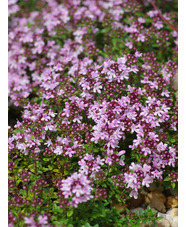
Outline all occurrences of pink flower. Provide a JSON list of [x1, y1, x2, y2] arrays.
[[125, 172, 138, 189], [61, 172, 93, 207], [38, 215, 48, 225], [142, 174, 153, 187], [142, 164, 151, 174], [129, 189, 138, 199], [24, 217, 36, 226], [157, 142, 167, 152], [54, 146, 63, 155], [125, 41, 133, 49], [147, 10, 158, 17], [34, 148, 40, 153], [93, 82, 102, 93], [138, 17, 145, 23], [154, 21, 163, 29], [137, 34, 145, 42], [142, 147, 151, 156]]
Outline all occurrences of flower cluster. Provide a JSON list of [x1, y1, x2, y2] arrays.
[[61, 172, 93, 208], [8, 0, 177, 226], [24, 215, 49, 227]]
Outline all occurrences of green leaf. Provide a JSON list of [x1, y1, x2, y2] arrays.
[[42, 167, 48, 172], [19, 189, 27, 197], [100, 27, 110, 34], [28, 164, 34, 169], [30, 135, 35, 139], [14, 158, 22, 165], [16, 179, 22, 186], [53, 169, 60, 173], [171, 182, 176, 189], [164, 176, 171, 181], [147, 220, 152, 225], [67, 210, 74, 217], [48, 165, 53, 170], [84, 223, 91, 227], [145, 18, 153, 23], [152, 43, 159, 48], [53, 204, 61, 213]]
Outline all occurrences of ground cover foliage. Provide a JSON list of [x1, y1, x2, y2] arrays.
[[8, 0, 178, 226]]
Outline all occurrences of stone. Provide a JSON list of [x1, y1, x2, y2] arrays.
[[169, 188, 178, 197], [157, 209, 178, 226], [145, 191, 166, 213], [127, 194, 145, 209], [110, 203, 127, 213], [148, 182, 164, 192], [130, 207, 144, 214], [166, 196, 178, 209], [148, 218, 171, 227], [166, 208, 178, 219], [156, 218, 171, 227], [157, 212, 172, 224], [171, 216, 178, 227]]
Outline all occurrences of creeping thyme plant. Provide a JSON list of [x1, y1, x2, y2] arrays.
[[8, 0, 178, 226]]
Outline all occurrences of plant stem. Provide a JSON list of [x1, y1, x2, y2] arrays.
[[149, 0, 178, 33]]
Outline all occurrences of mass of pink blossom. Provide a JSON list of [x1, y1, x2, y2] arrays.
[[8, 0, 177, 226]]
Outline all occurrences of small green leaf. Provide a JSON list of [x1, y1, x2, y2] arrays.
[[28, 164, 34, 169], [53, 169, 60, 173], [19, 189, 27, 197], [164, 176, 171, 181], [48, 165, 53, 170], [147, 220, 152, 225], [42, 167, 48, 172], [16, 179, 22, 186], [171, 182, 176, 189], [152, 43, 159, 48], [67, 210, 74, 217], [30, 135, 35, 139], [53, 204, 61, 213]]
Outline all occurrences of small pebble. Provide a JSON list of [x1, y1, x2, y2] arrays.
[[145, 191, 166, 213], [166, 196, 178, 209], [171, 216, 178, 227]]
